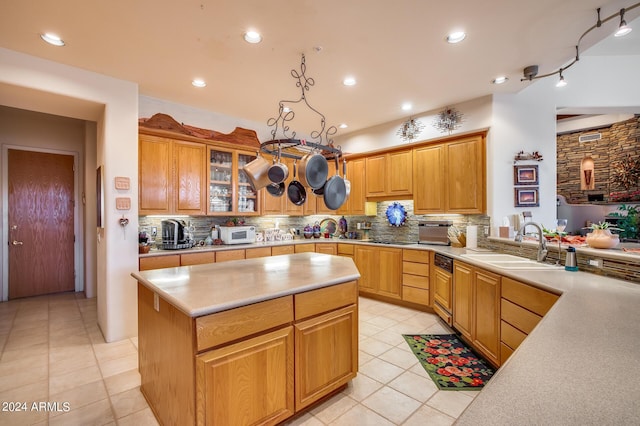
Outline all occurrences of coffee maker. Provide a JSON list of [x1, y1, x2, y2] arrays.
[[161, 219, 193, 249]]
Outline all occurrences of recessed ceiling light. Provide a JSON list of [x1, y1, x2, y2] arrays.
[[192, 79, 206, 88], [401, 103, 412, 111], [343, 77, 356, 86], [492, 76, 509, 85], [40, 33, 65, 46], [243, 30, 262, 44], [339, 123, 348, 129], [446, 31, 466, 44]]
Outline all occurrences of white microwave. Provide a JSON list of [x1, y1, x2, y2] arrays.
[[218, 225, 256, 245]]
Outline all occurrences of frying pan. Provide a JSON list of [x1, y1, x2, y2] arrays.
[[343, 159, 351, 200], [266, 182, 285, 197], [287, 161, 307, 206], [298, 150, 329, 189], [323, 155, 346, 210]]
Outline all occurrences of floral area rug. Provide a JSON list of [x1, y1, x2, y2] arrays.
[[403, 334, 495, 390]]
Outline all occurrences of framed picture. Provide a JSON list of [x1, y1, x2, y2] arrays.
[[514, 165, 539, 185], [514, 186, 539, 207]]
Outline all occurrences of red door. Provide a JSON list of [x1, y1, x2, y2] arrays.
[[8, 149, 75, 299]]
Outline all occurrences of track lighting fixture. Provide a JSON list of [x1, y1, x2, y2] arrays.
[[556, 70, 567, 88], [615, 8, 633, 37], [521, 3, 638, 83]]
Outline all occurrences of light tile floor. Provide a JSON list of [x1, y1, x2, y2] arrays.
[[0, 293, 477, 425]]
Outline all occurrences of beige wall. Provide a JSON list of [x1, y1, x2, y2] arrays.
[[0, 105, 95, 298]]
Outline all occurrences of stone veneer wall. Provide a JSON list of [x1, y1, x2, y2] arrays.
[[557, 116, 640, 203], [139, 200, 490, 246]]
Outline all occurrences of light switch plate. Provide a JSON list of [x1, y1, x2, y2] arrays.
[[115, 197, 131, 210]]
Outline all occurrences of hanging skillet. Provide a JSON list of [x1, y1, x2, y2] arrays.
[[266, 182, 285, 197], [323, 154, 346, 210], [287, 160, 307, 206]]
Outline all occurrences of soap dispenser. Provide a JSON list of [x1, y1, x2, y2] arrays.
[[565, 246, 578, 271]]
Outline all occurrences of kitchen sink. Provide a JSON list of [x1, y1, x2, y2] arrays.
[[460, 253, 563, 270]]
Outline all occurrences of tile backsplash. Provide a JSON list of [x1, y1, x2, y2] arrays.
[[139, 200, 490, 246]]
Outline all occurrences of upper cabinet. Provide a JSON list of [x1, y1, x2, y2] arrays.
[[413, 133, 486, 215], [139, 134, 206, 215], [365, 149, 413, 199], [208, 147, 260, 216]]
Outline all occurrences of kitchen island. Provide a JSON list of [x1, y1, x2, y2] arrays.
[[131, 252, 361, 425]]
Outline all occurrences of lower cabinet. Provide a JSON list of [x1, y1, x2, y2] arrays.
[[401, 249, 430, 306], [354, 246, 402, 299], [453, 261, 501, 366], [315, 243, 338, 255], [432, 267, 453, 325], [139, 254, 180, 271], [196, 327, 294, 426], [294, 305, 358, 410], [138, 281, 358, 426]]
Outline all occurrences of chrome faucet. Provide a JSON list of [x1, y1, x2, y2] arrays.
[[515, 222, 548, 262]]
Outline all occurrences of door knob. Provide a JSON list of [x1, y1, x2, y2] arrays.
[[12, 240, 23, 246]]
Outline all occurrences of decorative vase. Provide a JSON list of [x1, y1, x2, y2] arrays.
[[586, 229, 619, 249]]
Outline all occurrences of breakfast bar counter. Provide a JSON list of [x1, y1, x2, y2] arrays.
[[131, 253, 361, 425]]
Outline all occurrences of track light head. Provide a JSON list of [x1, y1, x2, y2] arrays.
[[615, 8, 632, 37]]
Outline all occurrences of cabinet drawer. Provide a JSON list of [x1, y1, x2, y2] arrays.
[[337, 244, 354, 255], [196, 296, 294, 352], [500, 320, 527, 351], [272, 245, 295, 256], [402, 249, 429, 263], [402, 273, 429, 289], [295, 243, 316, 253], [180, 251, 215, 266], [139, 255, 180, 271], [501, 298, 542, 334], [500, 342, 514, 365], [245, 247, 272, 259], [294, 281, 358, 321], [402, 286, 429, 305], [502, 277, 559, 316], [402, 261, 429, 276], [215, 249, 245, 262]]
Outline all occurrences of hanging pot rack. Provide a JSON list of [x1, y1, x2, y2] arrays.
[[261, 54, 342, 161]]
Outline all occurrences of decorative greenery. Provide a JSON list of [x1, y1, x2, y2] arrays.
[[607, 204, 639, 240]]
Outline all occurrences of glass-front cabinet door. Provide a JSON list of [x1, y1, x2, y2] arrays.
[[208, 147, 260, 216], [237, 152, 259, 215]]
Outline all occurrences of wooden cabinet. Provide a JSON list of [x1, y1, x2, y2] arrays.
[[365, 150, 413, 199], [413, 133, 486, 214], [245, 247, 272, 259], [139, 134, 206, 215], [294, 305, 357, 410], [139, 254, 180, 271], [272, 245, 295, 256], [260, 157, 305, 215], [337, 243, 354, 258], [354, 245, 401, 299], [500, 277, 559, 364], [453, 261, 501, 366], [215, 249, 245, 262], [196, 327, 294, 425], [337, 158, 367, 215], [402, 249, 430, 306], [315, 243, 337, 255], [295, 243, 316, 253], [413, 144, 445, 213], [181, 252, 215, 266], [208, 147, 260, 216]]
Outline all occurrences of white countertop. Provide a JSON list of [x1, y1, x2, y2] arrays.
[[131, 252, 360, 317], [136, 239, 640, 423]]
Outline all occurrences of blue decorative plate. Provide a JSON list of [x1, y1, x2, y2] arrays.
[[385, 202, 407, 227]]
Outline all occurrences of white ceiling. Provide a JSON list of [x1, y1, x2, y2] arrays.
[[1, 0, 639, 138]]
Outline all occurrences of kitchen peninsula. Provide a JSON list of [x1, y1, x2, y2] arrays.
[[131, 252, 360, 425]]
